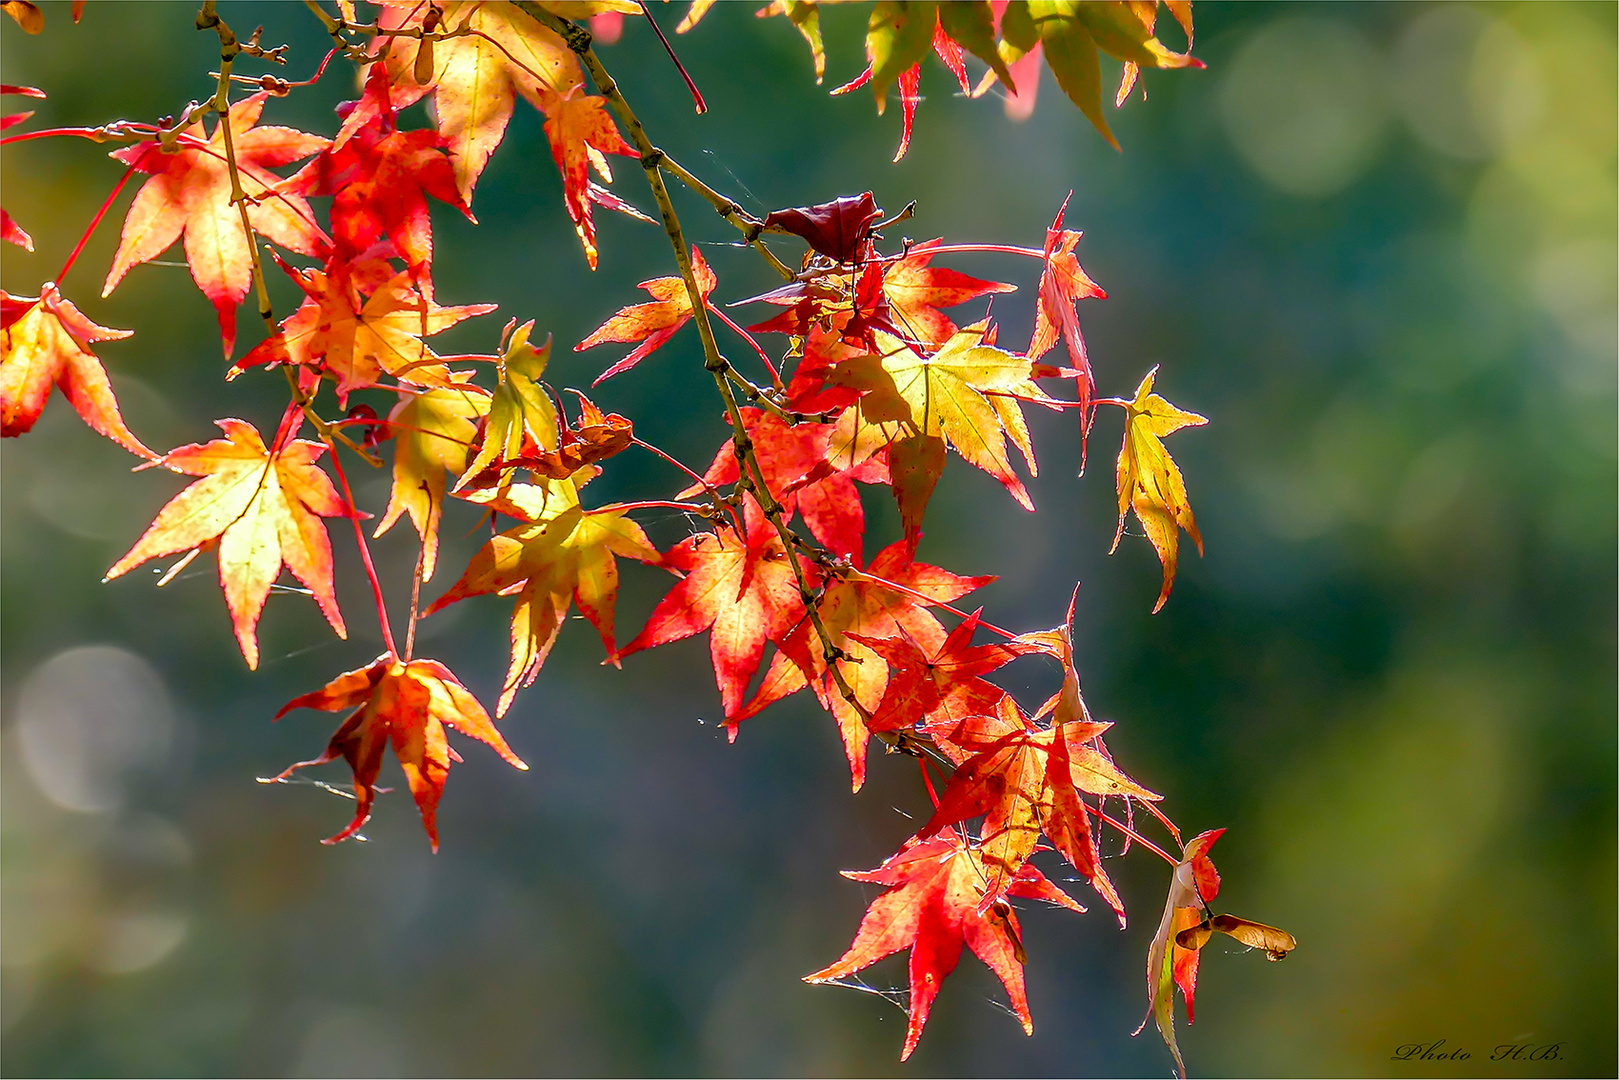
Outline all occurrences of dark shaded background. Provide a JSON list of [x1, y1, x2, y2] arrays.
[[3, 2, 1614, 1076]]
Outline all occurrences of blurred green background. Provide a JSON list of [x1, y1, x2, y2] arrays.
[[2, 2, 1614, 1076]]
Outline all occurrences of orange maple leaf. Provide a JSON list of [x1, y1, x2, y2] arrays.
[[1, 284, 154, 458], [919, 703, 1144, 921], [271, 653, 528, 850], [541, 86, 638, 269], [377, 1, 585, 201], [576, 246, 716, 382], [103, 93, 329, 357], [234, 262, 496, 403], [105, 418, 347, 669]]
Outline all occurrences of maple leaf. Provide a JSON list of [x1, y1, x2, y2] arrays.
[[752, 1, 827, 83], [374, 375, 490, 581], [271, 653, 527, 850], [425, 477, 662, 716], [805, 828, 1083, 1060], [1116, 1, 1194, 105], [857, 610, 1037, 735], [234, 262, 495, 403], [831, 5, 985, 161], [576, 246, 716, 383], [287, 62, 473, 274], [883, 239, 1016, 346], [0, 208, 29, 251], [617, 514, 809, 718], [376, 0, 585, 202], [1, 284, 155, 458], [908, 589, 1157, 913], [1112, 367, 1206, 613], [735, 541, 990, 790], [102, 93, 329, 357], [460, 387, 634, 493], [1137, 826, 1295, 1078], [1, 1, 41, 34], [1027, 195, 1106, 420], [1138, 827, 1220, 1078], [104, 418, 347, 669], [830, 322, 1051, 546], [919, 701, 1148, 919], [743, 261, 901, 350], [937, 1, 1014, 90], [743, 240, 1013, 351], [541, 85, 639, 269], [456, 319, 560, 492], [683, 406, 888, 561], [1, 84, 44, 250], [993, 0, 1201, 150]]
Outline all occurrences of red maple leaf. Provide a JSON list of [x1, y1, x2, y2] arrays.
[[1, 284, 154, 458], [735, 541, 990, 789], [2, 84, 44, 250], [855, 609, 1038, 735], [617, 514, 812, 717], [683, 406, 888, 561], [918, 705, 1150, 920], [287, 62, 473, 274], [102, 93, 329, 356], [883, 239, 1016, 345], [1028, 195, 1107, 421], [271, 653, 527, 850], [805, 828, 1083, 1059]]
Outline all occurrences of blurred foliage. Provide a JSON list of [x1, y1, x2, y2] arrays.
[[2, 1, 1614, 1076]]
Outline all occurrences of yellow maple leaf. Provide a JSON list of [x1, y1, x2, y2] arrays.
[[425, 477, 662, 715], [1112, 367, 1206, 613], [375, 375, 491, 581]]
